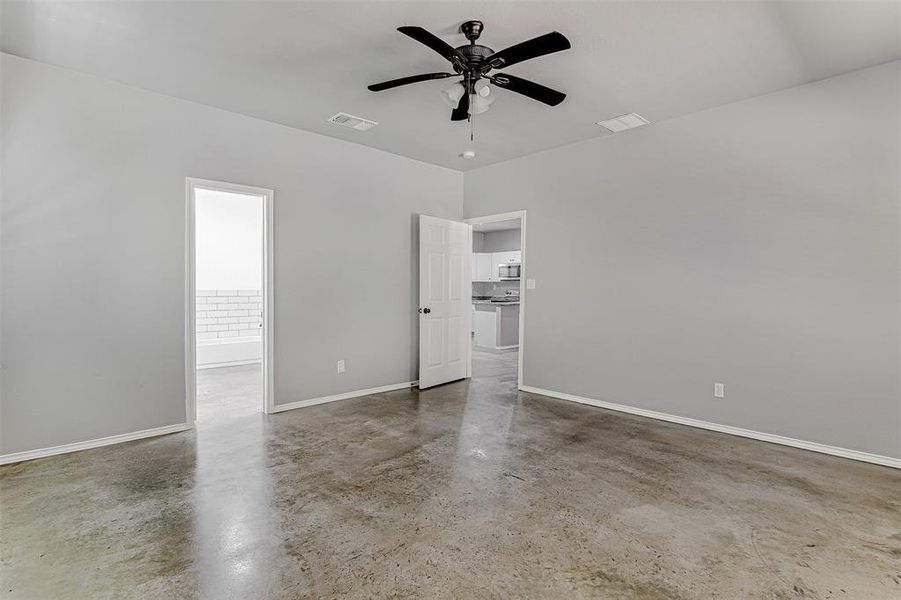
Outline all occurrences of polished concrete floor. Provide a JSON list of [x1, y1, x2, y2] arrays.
[[2, 352, 900, 599]]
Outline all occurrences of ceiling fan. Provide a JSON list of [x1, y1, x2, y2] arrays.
[[368, 20, 571, 121]]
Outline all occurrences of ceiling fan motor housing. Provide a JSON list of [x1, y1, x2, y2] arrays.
[[453, 44, 495, 75]]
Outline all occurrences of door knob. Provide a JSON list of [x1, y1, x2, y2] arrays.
[[420, 307, 431, 314]]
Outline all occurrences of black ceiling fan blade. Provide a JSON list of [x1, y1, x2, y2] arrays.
[[368, 72, 454, 92], [450, 89, 470, 121], [483, 31, 571, 70], [490, 74, 566, 106], [398, 26, 466, 66]]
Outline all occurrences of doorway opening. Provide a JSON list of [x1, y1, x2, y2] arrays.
[[186, 178, 274, 424], [465, 211, 526, 390]]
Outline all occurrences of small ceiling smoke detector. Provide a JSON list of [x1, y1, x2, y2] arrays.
[[596, 113, 649, 133], [460, 150, 477, 159], [328, 112, 378, 131]]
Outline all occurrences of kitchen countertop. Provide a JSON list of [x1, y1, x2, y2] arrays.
[[473, 300, 520, 306]]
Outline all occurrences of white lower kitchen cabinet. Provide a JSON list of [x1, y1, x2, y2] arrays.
[[473, 303, 519, 350], [473, 306, 497, 348]]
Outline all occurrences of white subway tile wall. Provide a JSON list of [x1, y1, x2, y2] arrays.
[[196, 290, 262, 340]]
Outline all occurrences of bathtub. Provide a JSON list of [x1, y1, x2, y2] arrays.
[[196, 336, 261, 369]]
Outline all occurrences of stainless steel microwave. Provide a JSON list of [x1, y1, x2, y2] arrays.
[[499, 263, 521, 280]]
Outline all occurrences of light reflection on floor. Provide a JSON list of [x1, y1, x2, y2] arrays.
[[193, 364, 278, 598]]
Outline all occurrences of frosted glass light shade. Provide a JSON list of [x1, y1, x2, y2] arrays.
[[441, 82, 466, 107], [471, 82, 495, 115]]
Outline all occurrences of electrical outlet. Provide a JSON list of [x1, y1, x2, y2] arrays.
[[713, 382, 725, 399], [337, 360, 346, 374], [526, 278, 536, 290]]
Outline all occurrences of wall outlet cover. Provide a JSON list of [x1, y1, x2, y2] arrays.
[[714, 382, 725, 398], [526, 278, 536, 289], [337, 360, 346, 374]]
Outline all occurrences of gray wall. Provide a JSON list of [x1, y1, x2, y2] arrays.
[[479, 229, 521, 252], [464, 61, 901, 459], [3, 52, 898, 461], [0, 55, 462, 454], [472, 231, 484, 252]]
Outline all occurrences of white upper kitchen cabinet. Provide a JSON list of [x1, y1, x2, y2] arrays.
[[493, 251, 521, 265], [474, 253, 494, 282], [473, 251, 521, 282]]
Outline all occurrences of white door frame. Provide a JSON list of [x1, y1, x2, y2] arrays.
[[464, 210, 527, 390], [185, 177, 275, 422]]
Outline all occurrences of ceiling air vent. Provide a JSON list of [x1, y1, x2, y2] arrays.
[[596, 113, 649, 133], [328, 112, 378, 131]]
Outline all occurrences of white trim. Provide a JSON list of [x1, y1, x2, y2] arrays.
[[263, 185, 275, 414], [185, 178, 275, 423], [0, 423, 190, 465], [271, 381, 418, 414], [464, 210, 527, 389], [196, 359, 262, 370], [467, 225, 473, 380], [518, 210, 526, 390], [520, 386, 901, 470], [465, 211, 527, 225], [185, 179, 196, 424]]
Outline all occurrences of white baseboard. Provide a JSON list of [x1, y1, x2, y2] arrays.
[[271, 381, 418, 414], [519, 385, 901, 470], [0, 423, 191, 466], [197, 359, 262, 370]]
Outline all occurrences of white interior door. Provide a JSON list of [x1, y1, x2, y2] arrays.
[[419, 215, 471, 389]]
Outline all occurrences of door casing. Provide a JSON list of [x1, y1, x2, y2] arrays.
[[185, 177, 275, 421], [464, 210, 527, 390]]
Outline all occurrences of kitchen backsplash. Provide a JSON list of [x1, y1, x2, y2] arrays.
[[473, 281, 520, 297], [196, 290, 262, 341]]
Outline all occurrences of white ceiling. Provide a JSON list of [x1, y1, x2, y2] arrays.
[[3, 1, 899, 171]]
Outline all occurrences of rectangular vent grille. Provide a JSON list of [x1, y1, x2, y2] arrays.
[[328, 112, 378, 131], [597, 113, 649, 133]]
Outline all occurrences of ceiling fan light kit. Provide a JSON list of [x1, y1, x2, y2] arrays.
[[441, 82, 466, 107], [368, 20, 570, 125], [470, 80, 495, 115]]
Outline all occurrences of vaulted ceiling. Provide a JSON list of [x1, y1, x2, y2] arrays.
[[3, 1, 899, 170]]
